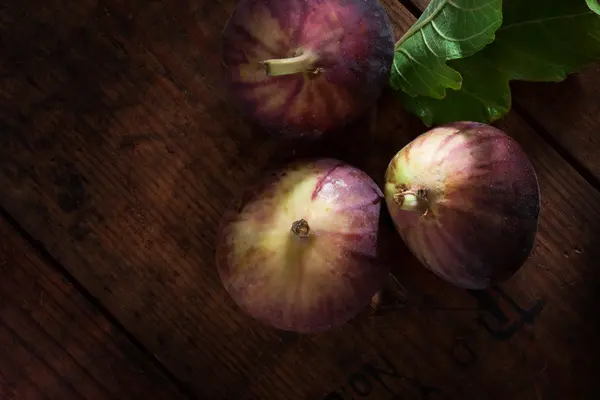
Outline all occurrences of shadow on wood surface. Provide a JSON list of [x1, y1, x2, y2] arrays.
[[1, 0, 600, 399]]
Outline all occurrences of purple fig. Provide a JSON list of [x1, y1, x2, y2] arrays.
[[221, 0, 394, 138]]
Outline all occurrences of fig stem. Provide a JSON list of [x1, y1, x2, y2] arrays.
[[393, 189, 429, 215], [291, 219, 310, 238], [261, 51, 319, 77]]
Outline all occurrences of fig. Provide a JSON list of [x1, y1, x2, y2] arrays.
[[221, 0, 395, 138], [384, 122, 541, 290], [216, 159, 389, 332]]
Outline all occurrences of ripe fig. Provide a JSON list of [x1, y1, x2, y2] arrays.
[[216, 159, 389, 332], [384, 122, 541, 290], [221, 0, 395, 138]]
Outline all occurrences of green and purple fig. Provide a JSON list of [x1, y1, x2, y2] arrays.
[[384, 122, 541, 290], [216, 158, 389, 332]]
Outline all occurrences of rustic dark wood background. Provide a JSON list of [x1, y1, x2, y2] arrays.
[[1, 0, 600, 399]]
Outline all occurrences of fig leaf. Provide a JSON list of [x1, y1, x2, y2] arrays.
[[588, 0, 600, 15], [399, 0, 600, 126], [389, 0, 503, 99]]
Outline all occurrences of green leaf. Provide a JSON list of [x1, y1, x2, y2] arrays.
[[401, 0, 600, 126], [390, 0, 503, 99], [588, 0, 600, 16]]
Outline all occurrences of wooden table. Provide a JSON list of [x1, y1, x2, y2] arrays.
[[1, 1, 599, 399]]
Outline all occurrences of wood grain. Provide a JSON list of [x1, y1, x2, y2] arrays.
[[512, 64, 600, 182], [408, 0, 600, 182], [0, 1, 292, 398], [0, 215, 185, 399], [0, 0, 599, 399]]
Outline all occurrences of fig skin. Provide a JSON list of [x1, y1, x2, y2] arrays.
[[384, 122, 541, 290], [216, 159, 389, 333], [221, 0, 395, 139]]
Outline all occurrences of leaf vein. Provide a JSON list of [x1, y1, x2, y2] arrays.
[[396, 0, 450, 47], [588, 31, 600, 42], [400, 48, 462, 86], [499, 11, 595, 31], [421, 28, 440, 57], [398, 49, 439, 95], [431, 19, 499, 42], [392, 60, 413, 87]]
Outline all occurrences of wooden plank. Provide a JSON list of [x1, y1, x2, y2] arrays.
[[0, 1, 599, 400], [512, 65, 600, 182], [0, 215, 186, 399], [0, 1, 296, 399], [409, 0, 600, 182]]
